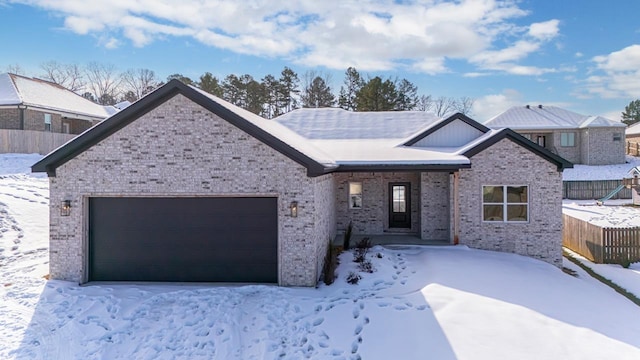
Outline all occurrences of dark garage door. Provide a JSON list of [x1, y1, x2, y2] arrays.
[[89, 197, 278, 283]]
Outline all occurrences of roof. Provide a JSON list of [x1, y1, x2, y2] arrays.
[[32, 80, 572, 177], [0, 73, 111, 120], [274, 108, 441, 140], [626, 121, 640, 136], [485, 105, 625, 130]]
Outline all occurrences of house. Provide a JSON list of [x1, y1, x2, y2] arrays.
[[626, 121, 640, 143], [0, 73, 112, 154], [484, 105, 626, 165], [32, 80, 572, 287]]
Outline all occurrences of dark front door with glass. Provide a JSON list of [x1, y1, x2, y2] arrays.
[[389, 183, 411, 228]]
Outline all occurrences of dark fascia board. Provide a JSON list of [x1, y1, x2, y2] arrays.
[[404, 112, 491, 146], [333, 163, 471, 173], [32, 80, 329, 177], [462, 128, 573, 171]]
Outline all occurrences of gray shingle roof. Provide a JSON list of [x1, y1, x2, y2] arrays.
[[484, 105, 625, 130]]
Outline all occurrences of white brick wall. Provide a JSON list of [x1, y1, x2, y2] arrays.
[[457, 138, 564, 267], [49, 94, 334, 286]]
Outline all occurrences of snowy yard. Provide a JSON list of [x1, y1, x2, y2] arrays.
[[2, 154, 640, 359], [562, 155, 640, 181], [563, 199, 640, 228]]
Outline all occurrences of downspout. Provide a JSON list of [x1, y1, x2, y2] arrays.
[[453, 172, 460, 245]]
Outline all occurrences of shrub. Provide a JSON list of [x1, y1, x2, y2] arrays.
[[346, 271, 361, 284], [353, 237, 371, 264], [343, 221, 353, 250], [355, 237, 372, 249], [358, 259, 374, 273]]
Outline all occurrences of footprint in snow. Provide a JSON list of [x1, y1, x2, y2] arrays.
[[352, 308, 360, 319], [416, 305, 429, 311], [313, 318, 324, 326]]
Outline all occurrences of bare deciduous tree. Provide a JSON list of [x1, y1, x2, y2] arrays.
[[431, 96, 457, 117], [6, 63, 26, 75], [85, 62, 122, 105], [454, 96, 475, 116], [417, 94, 433, 112], [40, 61, 85, 92], [121, 68, 159, 101]]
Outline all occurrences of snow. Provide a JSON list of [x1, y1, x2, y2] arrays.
[[0, 73, 111, 119], [2, 154, 640, 359], [563, 200, 640, 227], [274, 108, 441, 140], [485, 105, 625, 130], [562, 156, 640, 181], [565, 249, 640, 300]]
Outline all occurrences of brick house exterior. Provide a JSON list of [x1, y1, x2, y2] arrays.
[[33, 80, 572, 286], [485, 105, 626, 165], [0, 73, 110, 153]]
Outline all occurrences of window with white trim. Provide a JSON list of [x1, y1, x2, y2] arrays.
[[560, 132, 575, 147], [349, 182, 362, 209], [482, 185, 528, 222], [44, 113, 52, 132], [613, 132, 622, 141]]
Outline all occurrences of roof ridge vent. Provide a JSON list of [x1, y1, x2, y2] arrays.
[[538, 104, 543, 109], [525, 105, 530, 109]]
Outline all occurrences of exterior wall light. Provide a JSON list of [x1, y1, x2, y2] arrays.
[[61, 200, 71, 216], [290, 201, 298, 218]]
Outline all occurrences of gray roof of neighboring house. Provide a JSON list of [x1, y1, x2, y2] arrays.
[[626, 121, 640, 135], [484, 105, 625, 130], [0, 73, 111, 120]]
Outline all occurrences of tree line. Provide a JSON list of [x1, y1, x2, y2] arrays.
[[6, 62, 475, 118]]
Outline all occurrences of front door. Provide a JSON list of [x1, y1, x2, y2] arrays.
[[389, 183, 411, 228]]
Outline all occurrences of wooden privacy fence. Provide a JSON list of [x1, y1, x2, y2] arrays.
[[563, 214, 640, 264], [0, 129, 75, 155], [627, 141, 640, 156], [563, 180, 631, 200]]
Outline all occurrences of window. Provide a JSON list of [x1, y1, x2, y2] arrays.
[[613, 132, 622, 141], [44, 113, 52, 132], [482, 185, 528, 222], [521, 133, 532, 141], [349, 182, 362, 209], [62, 122, 70, 134], [560, 132, 575, 147]]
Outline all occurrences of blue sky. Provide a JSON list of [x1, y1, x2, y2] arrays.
[[1, 0, 639, 121]]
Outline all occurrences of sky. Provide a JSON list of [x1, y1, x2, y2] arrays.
[[1, 0, 639, 121]]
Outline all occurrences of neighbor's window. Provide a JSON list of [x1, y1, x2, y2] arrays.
[[349, 182, 362, 209], [613, 132, 622, 141], [521, 133, 532, 141], [560, 132, 575, 147], [44, 113, 52, 132], [482, 185, 528, 222]]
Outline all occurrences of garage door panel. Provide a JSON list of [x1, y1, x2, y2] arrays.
[[89, 197, 278, 282]]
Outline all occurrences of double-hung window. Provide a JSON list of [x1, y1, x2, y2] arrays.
[[44, 113, 52, 132], [482, 185, 528, 222]]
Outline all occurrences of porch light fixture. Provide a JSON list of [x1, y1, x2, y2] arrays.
[[60, 200, 71, 216], [290, 201, 298, 218]]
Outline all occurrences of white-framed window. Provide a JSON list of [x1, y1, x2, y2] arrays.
[[44, 113, 52, 132], [482, 185, 528, 222], [62, 122, 70, 134], [613, 132, 622, 141], [349, 182, 362, 209], [560, 132, 575, 147]]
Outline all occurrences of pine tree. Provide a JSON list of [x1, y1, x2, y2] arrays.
[[301, 76, 336, 108], [262, 74, 283, 119], [278, 67, 300, 114], [355, 76, 398, 111], [338, 67, 363, 111], [395, 79, 418, 110], [622, 99, 640, 126], [198, 72, 223, 97]]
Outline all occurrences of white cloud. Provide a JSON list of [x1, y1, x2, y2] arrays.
[[582, 44, 640, 98], [472, 89, 524, 121], [13, 0, 560, 75]]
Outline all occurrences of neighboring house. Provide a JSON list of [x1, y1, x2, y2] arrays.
[[484, 105, 626, 165], [32, 80, 572, 287], [626, 121, 640, 143], [0, 73, 110, 134]]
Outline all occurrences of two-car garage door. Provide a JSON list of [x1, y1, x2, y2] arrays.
[[88, 197, 278, 283]]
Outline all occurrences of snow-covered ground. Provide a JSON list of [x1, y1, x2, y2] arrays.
[[563, 199, 640, 227], [565, 249, 640, 299], [2, 154, 640, 359], [562, 155, 640, 181]]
